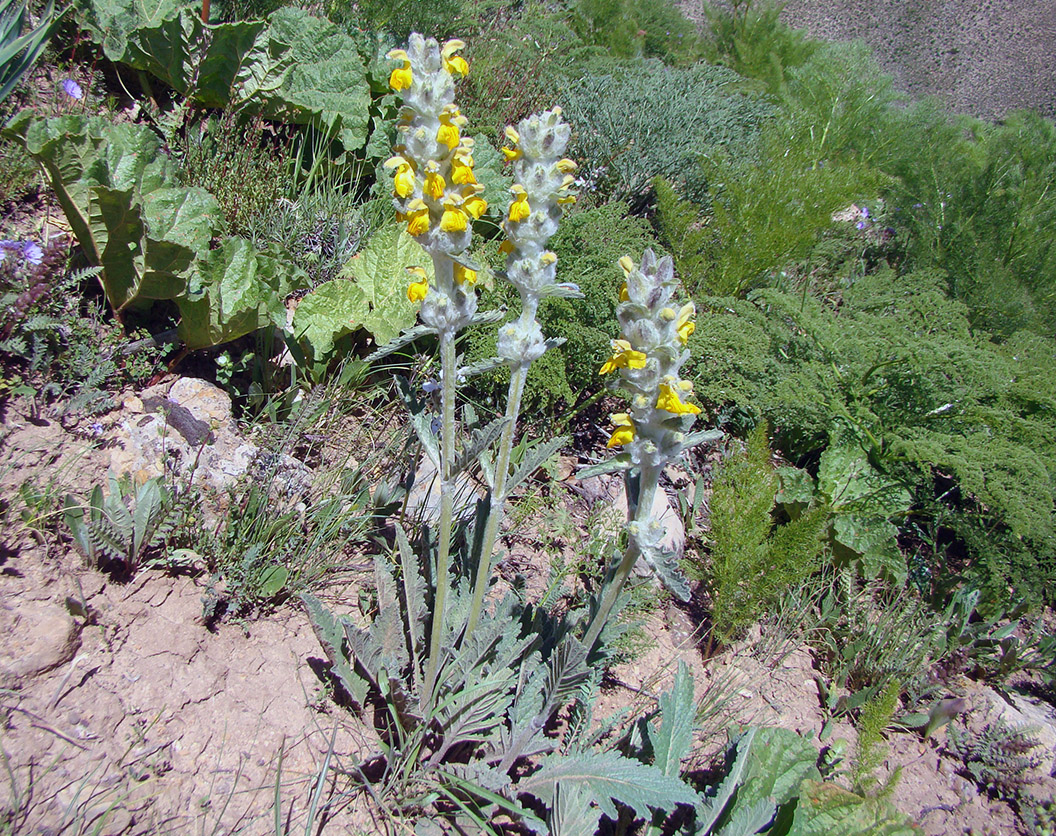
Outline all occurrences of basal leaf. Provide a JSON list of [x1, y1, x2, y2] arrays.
[[651, 661, 695, 778], [178, 239, 305, 350], [786, 781, 920, 836], [300, 593, 369, 708], [518, 751, 698, 823]]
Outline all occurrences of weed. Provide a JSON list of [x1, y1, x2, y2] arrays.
[[946, 714, 1044, 800]]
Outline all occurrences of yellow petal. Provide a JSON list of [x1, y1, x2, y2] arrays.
[[619, 282, 629, 302], [556, 158, 577, 173], [541, 251, 557, 265], [389, 61, 412, 91], [606, 414, 636, 448], [437, 124, 460, 150], [454, 264, 477, 285], [504, 126, 520, 144], [499, 239, 515, 255], [424, 169, 446, 200], [441, 205, 468, 232], [501, 146, 522, 162], [656, 383, 701, 415], [463, 192, 487, 220], [394, 164, 415, 198], [619, 256, 635, 275], [508, 193, 531, 223], [407, 278, 429, 303]]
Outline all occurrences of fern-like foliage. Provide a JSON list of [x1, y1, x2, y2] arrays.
[[703, 421, 827, 642], [947, 715, 1043, 800]]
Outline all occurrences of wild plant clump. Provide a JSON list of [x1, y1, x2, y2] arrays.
[[300, 32, 723, 832]]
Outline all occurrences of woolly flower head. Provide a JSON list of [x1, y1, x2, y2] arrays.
[[495, 108, 580, 366], [385, 34, 483, 334], [385, 34, 483, 262], [602, 250, 701, 466]]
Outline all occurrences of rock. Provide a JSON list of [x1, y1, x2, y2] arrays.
[[591, 477, 686, 578], [109, 377, 310, 514], [404, 455, 479, 523], [0, 600, 82, 688]]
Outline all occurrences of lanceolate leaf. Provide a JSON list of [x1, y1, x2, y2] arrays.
[[651, 661, 695, 778], [300, 593, 369, 708], [517, 751, 698, 823], [639, 544, 691, 602]]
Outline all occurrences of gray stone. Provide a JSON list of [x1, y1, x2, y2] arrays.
[[404, 456, 479, 523]]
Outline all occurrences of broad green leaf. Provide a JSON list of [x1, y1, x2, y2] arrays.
[[293, 223, 427, 364], [74, 0, 193, 64], [178, 239, 305, 350], [776, 466, 815, 518], [517, 751, 698, 823], [832, 514, 907, 584], [786, 781, 920, 836], [258, 565, 288, 598], [818, 441, 911, 519], [261, 8, 370, 151]]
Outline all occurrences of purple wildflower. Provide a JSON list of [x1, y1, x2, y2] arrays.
[[0, 240, 42, 265], [856, 221, 867, 230], [61, 79, 83, 100], [859, 207, 870, 218]]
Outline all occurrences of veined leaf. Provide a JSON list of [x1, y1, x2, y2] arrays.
[[293, 224, 426, 364], [786, 781, 920, 836], [517, 751, 698, 823], [178, 239, 305, 350]]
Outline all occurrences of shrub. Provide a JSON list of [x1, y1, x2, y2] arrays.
[[700, 0, 818, 97], [568, 0, 703, 65], [881, 108, 1056, 337], [562, 59, 771, 208], [686, 268, 1056, 605]]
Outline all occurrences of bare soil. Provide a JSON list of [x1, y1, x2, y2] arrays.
[[0, 392, 1050, 834]]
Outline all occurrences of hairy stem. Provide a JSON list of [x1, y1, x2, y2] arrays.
[[464, 361, 528, 641], [424, 284, 458, 708], [582, 464, 659, 652]]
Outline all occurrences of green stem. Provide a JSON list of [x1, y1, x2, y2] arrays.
[[464, 362, 528, 641], [582, 464, 659, 653], [423, 297, 458, 709]]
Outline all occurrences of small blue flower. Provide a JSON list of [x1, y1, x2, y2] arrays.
[[0, 239, 42, 265], [856, 221, 867, 230], [61, 79, 83, 100], [21, 241, 43, 265], [421, 379, 440, 394], [859, 207, 870, 218]]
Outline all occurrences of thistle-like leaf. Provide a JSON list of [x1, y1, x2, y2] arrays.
[[394, 374, 440, 470], [577, 454, 632, 480], [300, 593, 369, 708], [517, 751, 698, 823], [394, 523, 426, 684], [639, 544, 691, 602], [651, 661, 695, 778], [505, 437, 566, 498], [458, 356, 506, 381], [452, 416, 511, 479]]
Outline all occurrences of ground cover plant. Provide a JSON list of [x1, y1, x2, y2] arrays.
[[1, 0, 1055, 832]]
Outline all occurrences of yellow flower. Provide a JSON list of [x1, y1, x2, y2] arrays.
[[501, 125, 521, 162], [461, 185, 487, 220], [383, 155, 416, 198], [508, 185, 530, 223], [406, 199, 430, 236], [387, 49, 412, 91], [454, 264, 477, 285], [556, 158, 577, 174], [675, 302, 696, 346], [619, 255, 635, 275], [441, 39, 469, 77], [600, 339, 647, 375], [499, 239, 515, 255], [441, 198, 468, 232], [451, 151, 476, 185], [656, 383, 701, 415], [541, 251, 557, 265], [606, 413, 636, 448], [424, 162, 446, 200], [407, 267, 429, 303], [556, 194, 576, 206], [437, 106, 467, 150], [619, 282, 629, 302]]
